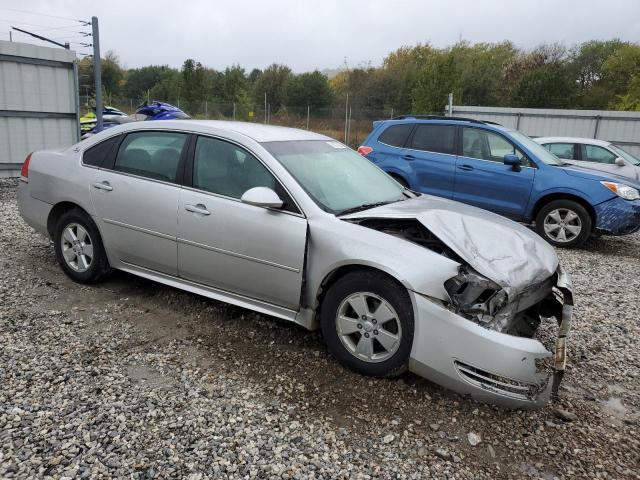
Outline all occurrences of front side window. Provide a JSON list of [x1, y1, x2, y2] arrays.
[[582, 145, 617, 164], [83, 135, 120, 167], [611, 144, 640, 166], [544, 143, 576, 160], [462, 128, 529, 166], [113, 131, 187, 182], [409, 124, 455, 154], [263, 140, 406, 214], [193, 136, 277, 199], [378, 124, 413, 148]]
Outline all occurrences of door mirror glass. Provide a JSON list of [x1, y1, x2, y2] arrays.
[[241, 187, 283, 209], [503, 153, 522, 171], [615, 157, 626, 167]]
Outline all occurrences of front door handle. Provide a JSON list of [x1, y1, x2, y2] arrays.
[[93, 181, 113, 191], [185, 203, 211, 216], [457, 164, 474, 171], [402, 154, 416, 161]]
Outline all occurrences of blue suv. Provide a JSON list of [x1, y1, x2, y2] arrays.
[[358, 116, 640, 248]]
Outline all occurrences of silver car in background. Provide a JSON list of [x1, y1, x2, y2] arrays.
[[536, 136, 640, 182], [18, 120, 573, 408]]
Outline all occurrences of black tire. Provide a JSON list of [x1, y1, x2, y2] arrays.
[[320, 271, 414, 377], [390, 174, 409, 189], [53, 208, 110, 283], [535, 199, 592, 248]]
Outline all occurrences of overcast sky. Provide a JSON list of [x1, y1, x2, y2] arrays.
[[1, 0, 639, 72]]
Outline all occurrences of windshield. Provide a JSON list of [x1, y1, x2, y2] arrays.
[[611, 144, 640, 166], [262, 140, 406, 214], [509, 131, 565, 165]]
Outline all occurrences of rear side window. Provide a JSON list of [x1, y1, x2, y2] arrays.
[[409, 124, 455, 154], [113, 131, 188, 182], [544, 143, 576, 160], [378, 124, 413, 147], [83, 135, 120, 167]]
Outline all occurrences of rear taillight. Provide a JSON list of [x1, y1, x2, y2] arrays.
[[357, 146, 373, 156], [21, 152, 33, 179]]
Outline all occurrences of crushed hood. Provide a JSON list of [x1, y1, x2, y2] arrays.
[[342, 195, 558, 293]]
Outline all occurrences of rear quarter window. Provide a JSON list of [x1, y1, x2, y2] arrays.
[[82, 135, 120, 167], [378, 124, 413, 147]]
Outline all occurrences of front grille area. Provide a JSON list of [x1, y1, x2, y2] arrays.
[[454, 360, 544, 401]]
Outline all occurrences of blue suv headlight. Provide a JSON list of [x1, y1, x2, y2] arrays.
[[601, 181, 640, 201]]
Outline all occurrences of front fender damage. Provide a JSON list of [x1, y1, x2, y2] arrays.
[[350, 216, 573, 408]]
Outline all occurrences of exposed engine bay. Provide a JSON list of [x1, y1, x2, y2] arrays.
[[353, 218, 566, 338]]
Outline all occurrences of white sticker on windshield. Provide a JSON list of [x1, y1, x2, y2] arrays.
[[327, 141, 346, 149]]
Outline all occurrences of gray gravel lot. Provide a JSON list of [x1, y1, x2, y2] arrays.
[[1, 178, 639, 479]]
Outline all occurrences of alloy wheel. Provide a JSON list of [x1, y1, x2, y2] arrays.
[[60, 223, 94, 272], [335, 292, 402, 363], [543, 208, 582, 243]]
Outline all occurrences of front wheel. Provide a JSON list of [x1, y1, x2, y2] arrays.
[[320, 271, 414, 377], [535, 200, 592, 248]]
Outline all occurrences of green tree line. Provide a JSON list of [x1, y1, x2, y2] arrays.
[[78, 39, 640, 114]]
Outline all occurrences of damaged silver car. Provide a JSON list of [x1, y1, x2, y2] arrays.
[[17, 120, 573, 408]]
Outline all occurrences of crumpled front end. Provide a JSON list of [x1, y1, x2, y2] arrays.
[[409, 265, 573, 408]]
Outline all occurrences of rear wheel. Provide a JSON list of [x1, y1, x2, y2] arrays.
[[321, 271, 414, 377], [535, 199, 592, 248], [54, 209, 110, 283]]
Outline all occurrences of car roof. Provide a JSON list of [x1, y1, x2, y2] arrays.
[[377, 117, 512, 132], [121, 119, 333, 143], [535, 136, 612, 147]]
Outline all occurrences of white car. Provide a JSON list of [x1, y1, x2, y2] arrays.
[[535, 136, 640, 182]]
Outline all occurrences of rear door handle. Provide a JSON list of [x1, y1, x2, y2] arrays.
[[457, 165, 474, 171], [185, 203, 211, 216], [402, 155, 415, 161], [92, 181, 113, 191]]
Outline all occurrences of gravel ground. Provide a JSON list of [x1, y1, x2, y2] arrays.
[[1, 178, 639, 479]]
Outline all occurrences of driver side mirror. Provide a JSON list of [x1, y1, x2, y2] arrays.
[[615, 157, 626, 167], [503, 153, 522, 172], [240, 187, 283, 209]]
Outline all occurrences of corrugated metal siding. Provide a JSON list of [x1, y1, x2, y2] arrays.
[[0, 40, 78, 175], [451, 106, 640, 157]]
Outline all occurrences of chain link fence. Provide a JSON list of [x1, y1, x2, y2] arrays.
[[83, 99, 402, 148]]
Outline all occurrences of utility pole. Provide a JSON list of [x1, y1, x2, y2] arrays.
[[344, 93, 349, 144], [447, 93, 453, 117], [264, 92, 267, 125], [92, 16, 103, 132]]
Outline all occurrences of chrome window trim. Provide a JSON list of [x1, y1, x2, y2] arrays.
[[402, 146, 458, 158], [378, 140, 405, 149], [96, 167, 183, 188], [456, 154, 537, 170]]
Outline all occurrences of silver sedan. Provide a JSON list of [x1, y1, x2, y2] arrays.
[[18, 120, 573, 408]]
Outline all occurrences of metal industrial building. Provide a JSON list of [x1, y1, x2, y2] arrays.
[[0, 40, 79, 177], [450, 105, 640, 157]]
